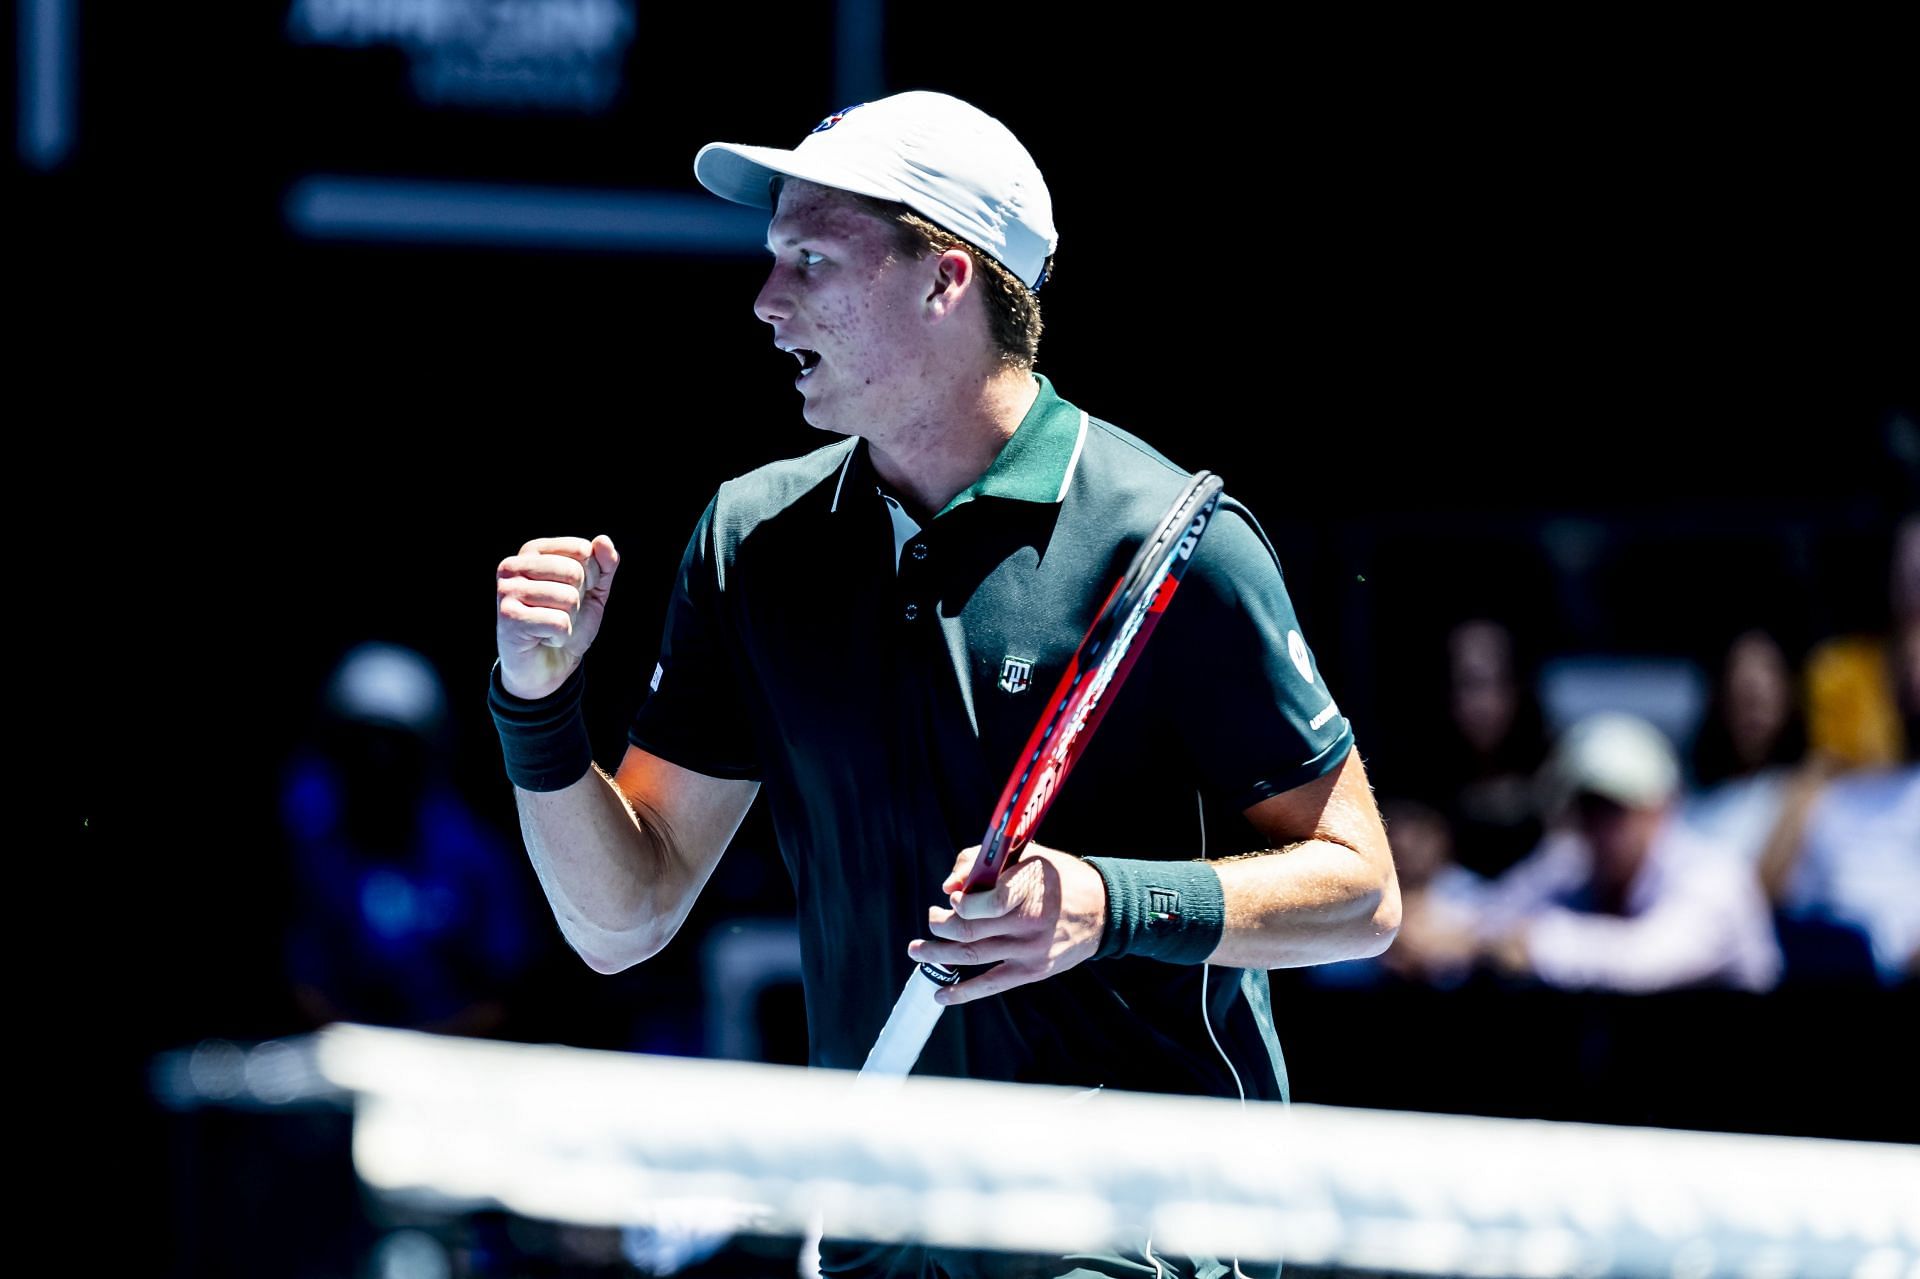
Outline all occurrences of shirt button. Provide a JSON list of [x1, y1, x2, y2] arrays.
[[910, 542, 929, 561], [903, 602, 920, 621]]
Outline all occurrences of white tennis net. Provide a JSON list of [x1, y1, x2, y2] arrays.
[[152, 1023, 1920, 1278]]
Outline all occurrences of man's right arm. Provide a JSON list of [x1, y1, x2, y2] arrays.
[[513, 746, 759, 974], [494, 532, 759, 974]]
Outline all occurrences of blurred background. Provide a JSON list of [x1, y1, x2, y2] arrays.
[[24, 2, 1915, 1275]]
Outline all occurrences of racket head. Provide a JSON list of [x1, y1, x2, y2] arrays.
[[958, 470, 1227, 896]]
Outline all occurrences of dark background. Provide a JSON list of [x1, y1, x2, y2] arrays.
[[18, 4, 1915, 1274]]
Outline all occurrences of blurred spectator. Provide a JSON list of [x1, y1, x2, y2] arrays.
[[1763, 763, 1920, 985], [281, 643, 537, 1034], [1680, 628, 1809, 863], [1757, 529, 1920, 986], [1801, 512, 1919, 769], [1372, 797, 1488, 988], [1428, 618, 1552, 879], [1464, 713, 1782, 993]]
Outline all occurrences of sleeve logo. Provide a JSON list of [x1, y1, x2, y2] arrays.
[[1287, 630, 1315, 685]]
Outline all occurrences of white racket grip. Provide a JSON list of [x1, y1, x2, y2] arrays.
[[858, 963, 955, 1078]]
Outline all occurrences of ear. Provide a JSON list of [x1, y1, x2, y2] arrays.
[[922, 247, 975, 320]]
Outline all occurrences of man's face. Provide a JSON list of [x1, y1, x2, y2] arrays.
[[1724, 631, 1792, 767], [754, 179, 932, 436], [1575, 791, 1665, 893]]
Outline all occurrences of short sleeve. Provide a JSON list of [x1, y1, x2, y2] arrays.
[[626, 494, 761, 780], [1159, 495, 1354, 810]]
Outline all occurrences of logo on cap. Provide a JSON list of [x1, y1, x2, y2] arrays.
[[811, 102, 866, 134]]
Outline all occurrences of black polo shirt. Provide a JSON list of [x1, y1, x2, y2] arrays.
[[629, 373, 1354, 1100]]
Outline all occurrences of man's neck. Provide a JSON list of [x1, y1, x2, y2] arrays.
[[865, 369, 1040, 521]]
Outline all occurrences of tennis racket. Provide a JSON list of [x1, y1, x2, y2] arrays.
[[859, 469, 1228, 1078]]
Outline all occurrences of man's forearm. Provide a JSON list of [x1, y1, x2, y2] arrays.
[[514, 765, 691, 973], [1205, 839, 1401, 969]]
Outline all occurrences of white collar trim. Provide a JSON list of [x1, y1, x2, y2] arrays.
[[829, 445, 857, 513], [1056, 411, 1089, 502]]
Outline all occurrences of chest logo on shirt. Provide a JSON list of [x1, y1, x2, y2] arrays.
[[1287, 630, 1315, 685], [999, 656, 1034, 694]]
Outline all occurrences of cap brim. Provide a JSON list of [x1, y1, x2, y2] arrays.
[[694, 141, 905, 211], [1538, 761, 1668, 816], [693, 142, 790, 208]]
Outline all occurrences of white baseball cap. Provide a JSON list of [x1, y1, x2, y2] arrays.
[[694, 90, 1058, 291], [326, 642, 447, 735], [1541, 712, 1681, 813]]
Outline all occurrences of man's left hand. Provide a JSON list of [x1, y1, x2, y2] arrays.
[[908, 843, 1107, 1005]]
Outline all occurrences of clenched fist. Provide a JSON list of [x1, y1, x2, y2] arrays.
[[495, 535, 620, 700]]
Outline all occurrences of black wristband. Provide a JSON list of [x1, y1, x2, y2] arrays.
[[488, 660, 593, 792], [1083, 857, 1226, 965]]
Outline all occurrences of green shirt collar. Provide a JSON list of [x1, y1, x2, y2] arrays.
[[831, 373, 1089, 521], [934, 372, 1087, 518]]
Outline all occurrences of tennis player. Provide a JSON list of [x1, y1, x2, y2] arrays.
[[491, 90, 1398, 1278]]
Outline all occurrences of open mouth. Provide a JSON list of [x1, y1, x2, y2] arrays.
[[795, 349, 822, 378]]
